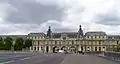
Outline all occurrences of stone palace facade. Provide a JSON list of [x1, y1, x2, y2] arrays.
[[1, 25, 120, 53], [27, 25, 120, 53]]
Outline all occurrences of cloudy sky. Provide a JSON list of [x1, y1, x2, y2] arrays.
[[0, 0, 120, 35]]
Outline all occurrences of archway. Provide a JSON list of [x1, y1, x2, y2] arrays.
[[53, 46, 59, 53], [69, 46, 76, 53], [61, 46, 67, 50], [46, 46, 49, 53], [61, 46, 67, 52]]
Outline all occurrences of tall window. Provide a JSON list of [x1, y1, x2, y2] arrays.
[[38, 47, 39, 51], [87, 47, 90, 51], [38, 41, 40, 45], [95, 36, 96, 39], [95, 47, 97, 51], [55, 41, 57, 44], [99, 47, 101, 51], [72, 41, 74, 44], [34, 36, 36, 39], [91, 36, 93, 39], [99, 41, 101, 45]]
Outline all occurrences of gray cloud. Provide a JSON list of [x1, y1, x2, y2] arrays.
[[1, 0, 120, 35], [95, 10, 120, 26], [39, 20, 76, 33], [0, 24, 41, 35], [5, 0, 64, 24]]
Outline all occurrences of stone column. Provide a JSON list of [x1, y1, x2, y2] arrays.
[[78, 45, 81, 51], [39, 46, 41, 52], [33, 46, 35, 51], [44, 46, 46, 53], [48, 46, 52, 53]]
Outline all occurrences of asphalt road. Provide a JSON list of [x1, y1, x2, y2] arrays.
[[0, 52, 119, 64]]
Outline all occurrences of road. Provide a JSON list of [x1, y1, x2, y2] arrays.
[[0, 52, 119, 64]]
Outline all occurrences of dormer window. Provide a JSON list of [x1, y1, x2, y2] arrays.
[[63, 37, 66, 40]]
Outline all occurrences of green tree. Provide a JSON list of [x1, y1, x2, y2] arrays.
[[4, 37, 13, 50], [14, 37, 24, 51], [0, 37, 4, 50], [24, 39, 32, 50]]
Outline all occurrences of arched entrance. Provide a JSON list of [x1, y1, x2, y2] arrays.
[[69, 46, 76, 53], [61, 46, 67, 52], [53, 46, 59, 53], [46, 46, 49, 53]]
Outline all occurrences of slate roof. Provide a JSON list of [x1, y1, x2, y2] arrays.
[[85, 31, 106, 36], [52, 32, 78, 38], [107, 35, 120, 40], [52, 33, 61, 38], [66, 32, 78, 38]]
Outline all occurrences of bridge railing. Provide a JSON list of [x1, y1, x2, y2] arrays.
[[104, 51, 120, 62]]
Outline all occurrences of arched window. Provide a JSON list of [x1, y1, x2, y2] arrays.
[[95, 47, 97, 51]]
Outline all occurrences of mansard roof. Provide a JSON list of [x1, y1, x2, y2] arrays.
[[66, 32, 78, 38], [28, 33, 45, 36], [107, 35, 120, 40], [52, 32, 78, 38], [52, 33, 61, 38], [85, 31, 106, 36]]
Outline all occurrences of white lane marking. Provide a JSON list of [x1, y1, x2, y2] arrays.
[[0, 55, 22, 59], [60, 56, 66, 64], [60, 58, 65, 64], [20, 57, 30, 60], [0, 60, 15, 64]]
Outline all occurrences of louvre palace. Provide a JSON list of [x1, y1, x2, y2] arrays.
[[27, 25, 120, 53], [1, 25, 120, 53]]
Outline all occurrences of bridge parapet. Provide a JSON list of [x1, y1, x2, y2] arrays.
[[104, 51, 120, 62]]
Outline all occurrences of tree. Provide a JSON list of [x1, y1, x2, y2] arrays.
[[0, 37, 4, 50], [14, 37, 24, 51], [24, 39, 32, 50], [4, 37, 13, 50]]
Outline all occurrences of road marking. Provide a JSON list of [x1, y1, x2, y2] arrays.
[[0, 60, 15, 64], [20, 57, 30, 60], [60, 57, 66, 64]]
